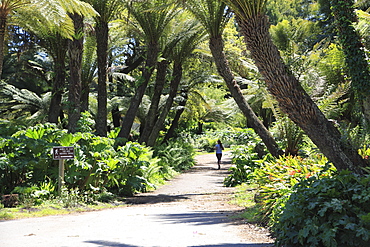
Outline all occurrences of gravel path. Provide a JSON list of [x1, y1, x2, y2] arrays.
[[0, 152, 274, 247]]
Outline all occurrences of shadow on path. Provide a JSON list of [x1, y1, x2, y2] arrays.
[[125, 191, 232, 205], [85, 240, 274, 247], [152, 210, 244, 226]]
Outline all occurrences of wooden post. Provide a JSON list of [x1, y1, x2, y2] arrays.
[[53, 146, 74, 195], [58, 159, 65, 195]]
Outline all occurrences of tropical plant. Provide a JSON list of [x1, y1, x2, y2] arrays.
[[145, 18, 208, 146], [222, 0, 368, 173], [118, 0, 179, 140], [253, 154, 335, 225], [0, 82, 50, 123], [87, 0, 123, 137], [331, 0, 370, 125], [0, 0, 77, 77], [273, 171, 370, 246], [186, 0, 283, 157], [224, 144, 261, 187], [154, 139, 195, 173]]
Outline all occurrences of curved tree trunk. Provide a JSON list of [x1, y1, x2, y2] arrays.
[[118, 41, 159, 140], [147, 61, 183, 146], [139, 60, 169, 143], [237, 14, 368, 173], [67, 14, 84, 133], [209, 35, 283, 158], [95, 20, 109, 137]]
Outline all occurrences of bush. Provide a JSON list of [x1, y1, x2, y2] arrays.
[[273, 171, 370, 247], [155, 140, 195, 172], [224, 145, 261, 187], [0, 123, 178, 198]]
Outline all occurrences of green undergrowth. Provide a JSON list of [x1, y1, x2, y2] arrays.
[[229, 183, 263, 224]]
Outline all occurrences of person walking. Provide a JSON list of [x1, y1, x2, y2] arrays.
[[215, 140, 224, 170]]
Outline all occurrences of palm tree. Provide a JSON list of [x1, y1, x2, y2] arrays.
[[14, 0, 97, 126], [81, 33, 97, 113], [186, 0, 283, 157], [67, 14, 84, 133], [163, 73, 219, 142], [118, 0, 179, 140], [222, 0, 368, 172], [85, 0, 122, 137], [145, 19, 208, 146], [0, 0, 82, 78], [66, 2, 97, 133]]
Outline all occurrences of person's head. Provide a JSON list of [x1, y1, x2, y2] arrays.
[[217, 140, 221, 144]]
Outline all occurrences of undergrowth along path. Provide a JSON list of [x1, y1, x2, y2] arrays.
[[0, 152, 274, 247]]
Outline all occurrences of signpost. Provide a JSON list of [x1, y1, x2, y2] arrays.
[[52, 146, 74, 195]]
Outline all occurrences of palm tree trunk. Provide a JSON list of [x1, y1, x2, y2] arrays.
[[95, 20, 109, 137], [209, 35, 283, 158], [0, 16, 6, 78], [163, 89, 188, 143], [237, 14, 367, 173], [140, 60, 169, 144], [48, 38, 68, 124], [147, 61, 183, 146], [67, 14, 84, 133], [118, 41, 158, 140]]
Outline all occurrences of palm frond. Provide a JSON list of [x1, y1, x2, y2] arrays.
[[0, 82, 50, 123], [186, 0, 232, 37], [318, 82, 350, 119], [222, 0, 268, 19]]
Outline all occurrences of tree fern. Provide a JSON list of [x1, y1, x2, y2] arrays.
[[0, 82, 50, 123]]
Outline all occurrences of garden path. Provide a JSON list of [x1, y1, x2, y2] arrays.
[[0, 152, 274, 247]]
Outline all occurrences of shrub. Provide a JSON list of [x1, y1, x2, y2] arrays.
[[273, 171, 370, 247], [155, 140, 195, 172], [224, 145, 262, 187], [254, 154, 335, 226]]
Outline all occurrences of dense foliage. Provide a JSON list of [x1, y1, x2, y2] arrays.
[[273, 172, 370, 247], [225, 133, 370, 245], [0, 123, 195, 200]]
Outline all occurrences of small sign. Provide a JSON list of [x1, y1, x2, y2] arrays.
[[53, 146, 74, 160]]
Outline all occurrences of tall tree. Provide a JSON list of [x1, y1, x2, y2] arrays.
[[13, 0, 96, 125], [87, 0, 122, 136], [0, 0, 80, 79], [118, 0, 179, 140], [145, 20, 207, 146], [186, 0, 283, 157], [222, 0, 368, 173], [331, 0, 370, 125], [67, 14, 84, 133]]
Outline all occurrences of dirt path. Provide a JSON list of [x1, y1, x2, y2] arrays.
[[0, 152, 274, 247]]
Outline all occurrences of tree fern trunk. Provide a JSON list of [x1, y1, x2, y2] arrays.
[[331, 0, 370, 125], [118, 41, 158, 140], [147, 61, 183, 146], [209, 35, 283, 158], [95, 20, 109, 137], [48, 37, 68, 124], [163, 89, 188, 143], [67, 14, 84, 133], [0, 16, 6, 78], [140, 60, 169, 144], [237, 14, 367, 173]]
